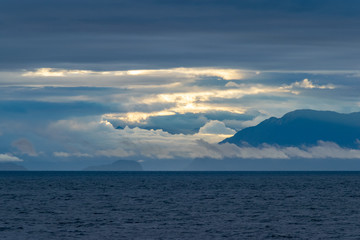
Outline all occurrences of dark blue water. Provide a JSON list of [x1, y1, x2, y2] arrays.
[[1, 172, 360, 239]]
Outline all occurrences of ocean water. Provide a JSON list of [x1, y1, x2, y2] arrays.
[[0, 172, 360, 239]]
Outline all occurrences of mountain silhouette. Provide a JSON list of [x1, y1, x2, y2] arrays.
[[83, 160, 143, 171], [221, 109, 360, 148]]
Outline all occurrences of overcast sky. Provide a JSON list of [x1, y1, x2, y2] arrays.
[[1, 0, 360, 169]]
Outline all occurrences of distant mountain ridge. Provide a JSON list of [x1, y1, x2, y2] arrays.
[[221, 109, 360, 148]]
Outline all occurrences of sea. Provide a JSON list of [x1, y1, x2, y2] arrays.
[[0, 171, 360, 239]]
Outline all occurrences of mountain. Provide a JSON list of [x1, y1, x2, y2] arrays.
[[0, 162, 27, 171], [220, 109, 360, 148], [83, 160, 143, 171]]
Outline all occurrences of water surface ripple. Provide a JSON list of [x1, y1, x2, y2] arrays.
[[0, 171, 359, 239]]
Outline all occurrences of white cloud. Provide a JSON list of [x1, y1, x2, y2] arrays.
[[22, 67, 248, 80], [9, 67, 260, 90], [195, 121, 236, 143], [53, 152, 92, 158], [285, 78, 335, 90], [0, 154, 23, 162], [199, 120, 236, 135], [125, 67, 246, 80], [300, 141, 360, 159], [22, 68, 93, 77]]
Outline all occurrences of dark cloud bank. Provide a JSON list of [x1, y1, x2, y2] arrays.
[[2, 0, 360, 70]]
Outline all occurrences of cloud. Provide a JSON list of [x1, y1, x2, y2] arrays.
[[0, 154, 23, 162], [125, 68, 246, 80], [45, 117, 224, 159], [197, 140, 290, 159], [0, 71, 357, 163], [197, 141, 360, 160], [43, 117, 360, 161], [199, 120, 236, 135], [53, 152, 91, 158], [11, 138, 37, 156], [125, 84, 288, 119], [0, 70, 357, 139], [22, 68, 93, 77], [298, 141, 360, 159], [226, 79, 336, 94], [2, 0, 360, 71], [106, 111, 257, 134], [1, 1, 360, 170], [285, 78, 336, 90], [0, 70, 359, 168], [22, 67, 246, 80], [196, 120, 236, 143], [7, 67, 254, 88]]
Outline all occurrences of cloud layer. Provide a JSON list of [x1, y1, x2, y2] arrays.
[[2, 0, 360, 71], [0, 66, 359, 170], [44, 118, 360, 161], [1, 1, 360, 169]]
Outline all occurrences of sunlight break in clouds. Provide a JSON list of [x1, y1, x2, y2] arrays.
[[125, 67, 246, 80], [22, 67, 247, 80], [104, 111, 177, 124], [109, 85, 289, 124]]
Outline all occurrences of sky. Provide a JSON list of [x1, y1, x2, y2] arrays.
[[1, 0, 360, 170]]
